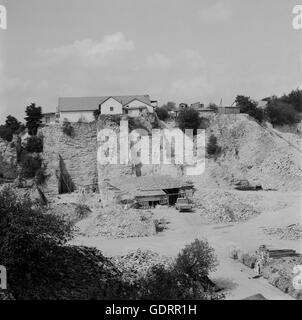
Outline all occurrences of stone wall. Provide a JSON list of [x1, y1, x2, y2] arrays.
[[41, 123, 98, 195]]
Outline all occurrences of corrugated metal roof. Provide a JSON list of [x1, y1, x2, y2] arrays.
[[58, 95, 152, 112], [106, 175, 193, 194], [136, 189, 166, 197]]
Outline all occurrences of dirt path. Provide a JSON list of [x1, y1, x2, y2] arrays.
[[71, 192, 301, 300]]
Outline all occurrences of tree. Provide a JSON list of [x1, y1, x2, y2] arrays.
[[0, 186, 74, 299], [25, 103, 43, 135], [206, 134, 221, 157], [280, 88, 302, 113], [266, 99, 301, 126], [0, 125, 13, 142], [61, 119, 74, 137], [235, 95, 257, 113], [177, 108, 202, 134], [208, 103, 218, 113], [155, 106, 169, 121], [162, 101, 176, 111], [235, 95, 264, 122], [175, 239, 218, 282], [5, 115, 22, 134]]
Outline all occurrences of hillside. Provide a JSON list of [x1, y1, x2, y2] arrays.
[[193, 114, 302, 191]]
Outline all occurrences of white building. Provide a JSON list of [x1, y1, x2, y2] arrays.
[[58, 95, 154, 122]]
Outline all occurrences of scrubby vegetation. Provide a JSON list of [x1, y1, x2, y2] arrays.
[[114, 240, 222, 300], [25, 136, 43, 153], [236, 89, 302, 126], [177, 108, 202, 134], [266, 99, 301, 126], [155, 106, 169, 121], [61, 119, 74, 137], [20, 153, 42, 179], [25, 103, 43, 136], [206, 134, 221, 157], [0, 115, 24, 142], [235, 95, 264, 122], [93, 109, 100, 121]]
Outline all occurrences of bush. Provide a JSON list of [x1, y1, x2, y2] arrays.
[[25, 103, 43, 135], [155, 107, 169, 121], [0, 125, 13, 142], [93, 109, 100, 121], [177, 108, 202, 134], [266, 100, 301, 126], [75, 203, 91, 219], [0, 186, 74, 299], [206, 135, 221, 157], [26, 136, 43, 153], [174, 239, 218, 282], [62, 119, 74, 137], [208, 103, 218, 113], [20, 153, 42, 179], [138, 239, 221, 300], [5, 115, 22, 134], [280, 88, 302, 113], [235, 95, 264, 122], [139, 264, 207, 299]]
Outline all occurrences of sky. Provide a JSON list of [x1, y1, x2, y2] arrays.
[[0, 0, 301, 123]]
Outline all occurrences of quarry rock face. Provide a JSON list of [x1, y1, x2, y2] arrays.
[[41, 123, 98, 195], [41, 114, 302, 195], [0, 137, 18, 179], [195, 114, 302, 191]]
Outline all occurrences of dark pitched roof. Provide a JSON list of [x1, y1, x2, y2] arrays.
[[58, 95, 152, 112], [106, 175, 193, 194]]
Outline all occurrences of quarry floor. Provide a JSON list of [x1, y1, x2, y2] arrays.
[[72, 190, 302, 300]]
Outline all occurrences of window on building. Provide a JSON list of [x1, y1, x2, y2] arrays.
[[110, 106, 114, 111]]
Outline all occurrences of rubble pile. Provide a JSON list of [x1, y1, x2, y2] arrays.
[[82, 207, 156, 238], [262, 224, 302, 240], [194, 189, 259, 223], [111, 249, 173, 283], [195, 115, 302, 191], [47, 202, 91, 224], [262, 256, 302, 299]]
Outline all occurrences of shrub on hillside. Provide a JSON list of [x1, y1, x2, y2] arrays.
[[235, 95, 264, 122], [0, 125, 13, 142], [25, 103, 43, 136], [26, 136, 43, 153], [0, 187, 74, 299], [137, 239, 221, 300], [20, 153, 42, 179], [155, 107, 169, 121], [62, 119, 74, 137], [208, 103, 218, 113], [280, 88, 302, 113], [266, 100, 301, 126], [206, 135, 221, 157], [177, 108, 202, 134]]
